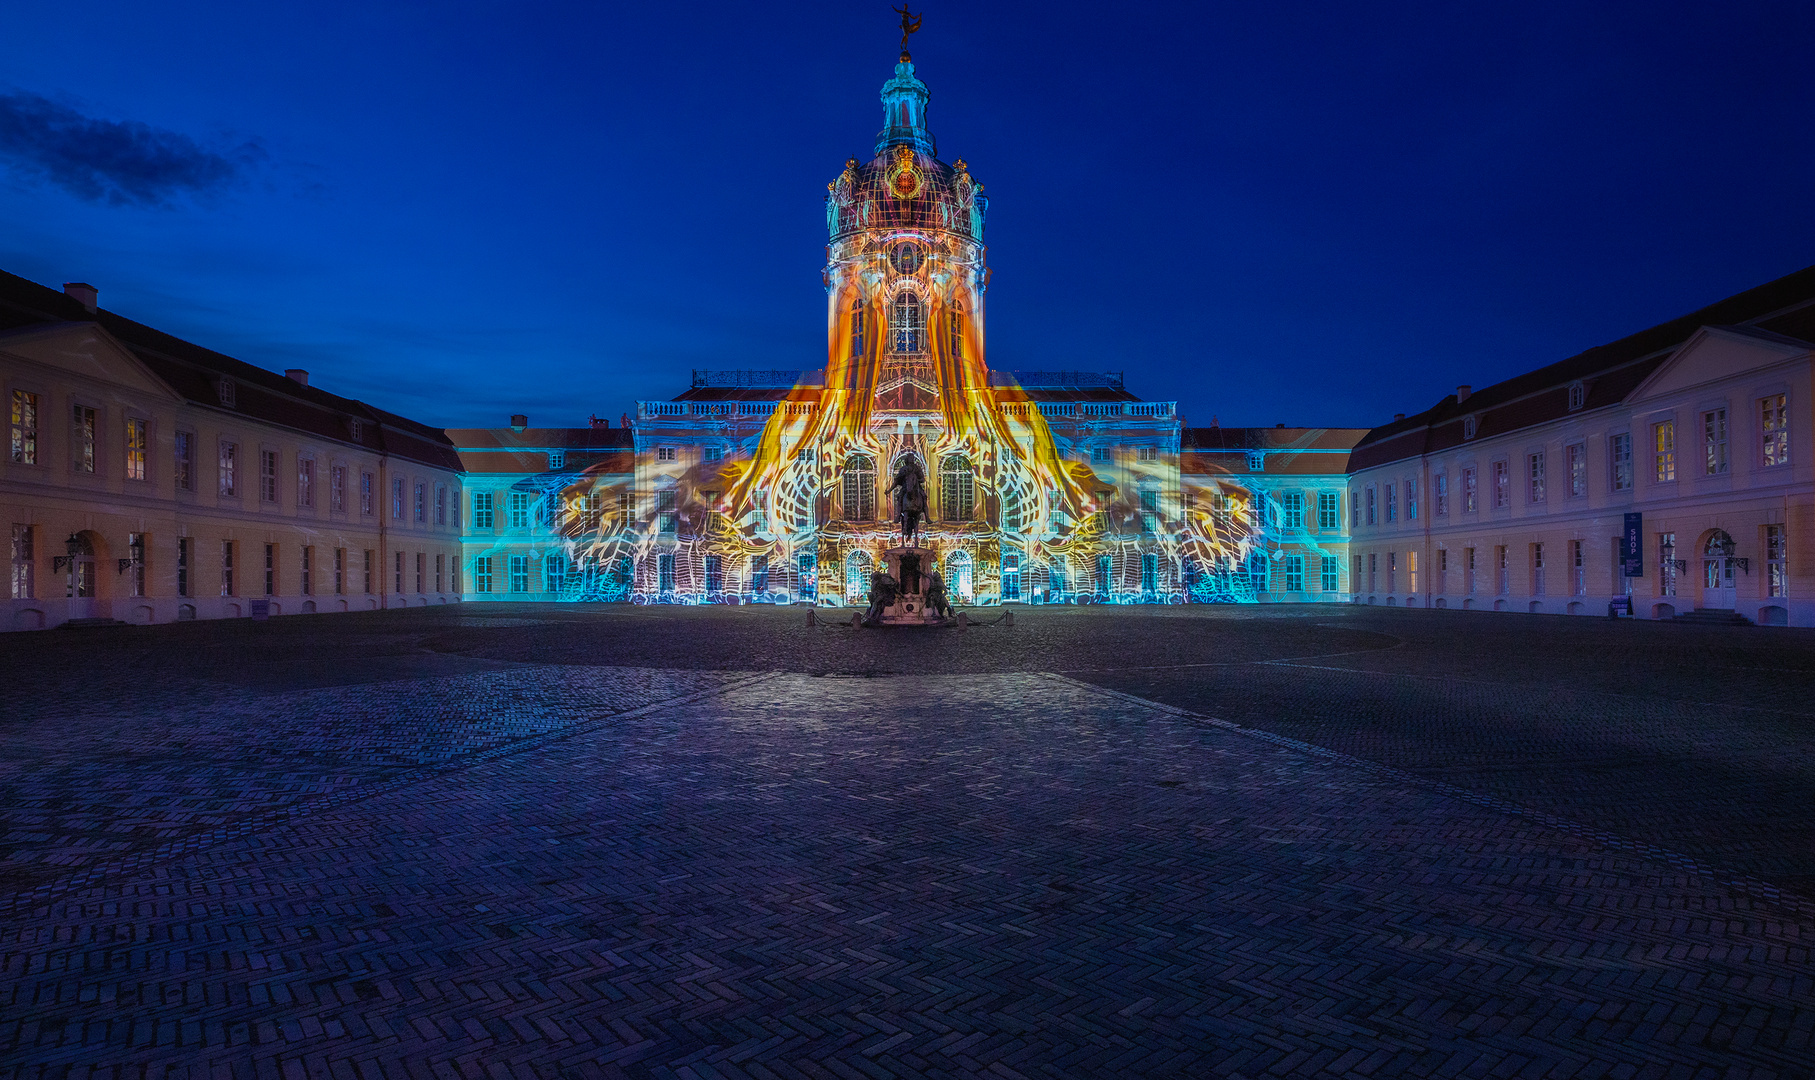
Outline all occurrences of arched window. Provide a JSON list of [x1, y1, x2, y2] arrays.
[[892, 290, 925, 354], [849, 296, 866, 358], [940, 454, 974, 521], [945, 551, 973, 601], [842, 454, 876, 521], [947, 305, 964, 358], [844, 549, 874, 603]]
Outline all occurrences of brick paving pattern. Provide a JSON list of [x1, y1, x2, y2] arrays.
[[3, 634, 1811, 1079]]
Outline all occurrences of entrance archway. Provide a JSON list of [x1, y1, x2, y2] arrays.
[[1701, 529, 1738, 609], [64, 530, 105, 619]]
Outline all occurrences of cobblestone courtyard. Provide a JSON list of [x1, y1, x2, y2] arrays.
[[2, 606, 1812, 1079]]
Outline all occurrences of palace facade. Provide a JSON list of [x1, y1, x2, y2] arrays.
[[450, 49, 1364, 607]]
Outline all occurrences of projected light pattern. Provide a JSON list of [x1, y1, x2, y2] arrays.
[[493, 53, 1352, 606]]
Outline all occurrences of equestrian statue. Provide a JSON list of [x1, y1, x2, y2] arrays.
[[889, 456, 929, 547]]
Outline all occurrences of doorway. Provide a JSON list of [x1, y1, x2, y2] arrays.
[[1702, 530, 1738, 609], [64, 532, 100, 619]]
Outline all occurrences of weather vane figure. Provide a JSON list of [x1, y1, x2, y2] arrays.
[[893, 4, 923, 58]]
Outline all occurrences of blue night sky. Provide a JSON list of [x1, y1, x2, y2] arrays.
[[2, 1, 1812, 431]]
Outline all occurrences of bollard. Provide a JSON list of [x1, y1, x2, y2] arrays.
[[806, 607, 816, 626], [1003, 610, 1014, 628], [851, 611, 864, 628], [957, 610, 968, 631]]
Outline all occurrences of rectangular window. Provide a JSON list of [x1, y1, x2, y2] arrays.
[[1610, 433, 1633, 491], [1367, 552, 1376, 593], [435, 485, 447, 526], [177, 536, 190, 597], [1654, 421, 1676, 482], [475, 555, 493, 593], [1139, 487, 1159, 533], [1462, 466, 1478, 513], [659, 552, 677, 593], [1284, 554, 1304, 593], [1572, 539, 1585, 596], [508, 491, 529, 529], [657, 489, 677, 536], [449, 556, 459, 594], [392, 477, 405, 519], [1350, 491, 1360, 529], [124, 532, 145, 597], [1527, 452, 1545, 503], [1319, 554, 1338, 593], [1405, 479, 1418, 521], [1091, 446, 1111, 464], [1767, 524, 1786, 598], [1249, 549, 1268, 594], [124, 417, 147, 481], [221, 540, 235, 596], [1492, 461, 1509, 508], [264, 543, 276, 596], [301, 546, 312, 595], [174, 430, 193, 491], [10, 390, 38, 464], [1531, 542, 1544, 596], [363, 550, 373, 594], [704, 554, 724, 593], [703, 446, 724, 463], [335, 547, 345, 595], [1384, 483, 1396, 523], [1386, 551, 1396, 593], [72, 404, 96, 473], [1434, 472, 1447, 517], [1136, 446, 1159, 462], [545, 553, 566, 595], [473, 491, 495, 529], [220, 441, 240, 496], [435, 552, 444, 593], [1703, 408, 1728, 475], [360, 472, 374, 516], [298, 458, 315, 508], [751, 554, 768, 593], [416, 552, 424, 593], [259, 450, 278, 503], [395, 551, 403, 593], [1658, 532, 1677, 597], [1317, 491, 1338, 530], [330, 464, 346, 511], [1465, 547, 1476, 594], [1762, 394, 1789, 467], [414, 483, 426, 523], [1407, 550, 1418, 594], [1496, 545, 1508, 595], [656, 446, 677, 462], [1566, 443, 1586, 497], [10, 524, 33, 599], [1437, 547, 1448, 594], [1366, 487, 1377, 526], [1283, 491, 1304, 529]]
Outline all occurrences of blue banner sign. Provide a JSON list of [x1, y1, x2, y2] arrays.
[[1621, 512, 1644, 576]]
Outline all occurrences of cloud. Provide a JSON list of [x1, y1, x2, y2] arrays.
[[0, 89, 264, 207]]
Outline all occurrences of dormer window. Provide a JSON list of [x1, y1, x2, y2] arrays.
[[1567, 381, 1585, 411], [1247, 451, 1265, 471], [1462, 415, 1478, 440], [347, 417, 363, 442], [548, 450, 565, 469], [217, 378, 236, 409]]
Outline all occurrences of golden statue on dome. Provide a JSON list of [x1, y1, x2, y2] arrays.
[[893, 4, 923, 58]]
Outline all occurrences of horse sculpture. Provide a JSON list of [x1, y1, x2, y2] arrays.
[[889, 456, 929, 547]]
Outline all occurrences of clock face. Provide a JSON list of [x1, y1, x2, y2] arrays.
[[890, 242, 923, 275]]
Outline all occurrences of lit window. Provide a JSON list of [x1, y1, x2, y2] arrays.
[[1527, 452, 1545, 503], [473, 492, 494, 528], [124, 418, 146, 481], [947, 307, 964, 358], [1567, 444, 1586, 497], [475, 556, 493, 593], [940, 455, 975, 520], [508, 491, 530, 528], [11, 524, 36, 599], [842, 454, 876, 521], [1319, 555, 1338, 592], [509, 555, 529, 593], [1285, 554, 1304, 593], [850, 296, 867, 358], [1282, 491, 1304, 529], [1317, 490, 1338, 529], [891, 289, 925, 353], [1654, 421, 1676, 482]]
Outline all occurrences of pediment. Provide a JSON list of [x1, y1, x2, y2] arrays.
[[0, 323, 181, 402], [1628, 325, 1810, 404]]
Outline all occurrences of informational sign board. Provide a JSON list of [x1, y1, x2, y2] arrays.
[[1621, 512, 1644, 577], [249, 598, 270, 620]]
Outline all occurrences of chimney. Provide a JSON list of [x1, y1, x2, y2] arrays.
[[63, 282, 98, 313], [1276, 422, 1285, 428], [1393, 413, 1405, 421], [1210, 414, 1220, 428], [510, 414, 528, 431], [1456, 385, 1472, 403], [284, 369, 310, 387]]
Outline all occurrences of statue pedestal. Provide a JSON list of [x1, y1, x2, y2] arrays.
[[878, 545, 944, 626]]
